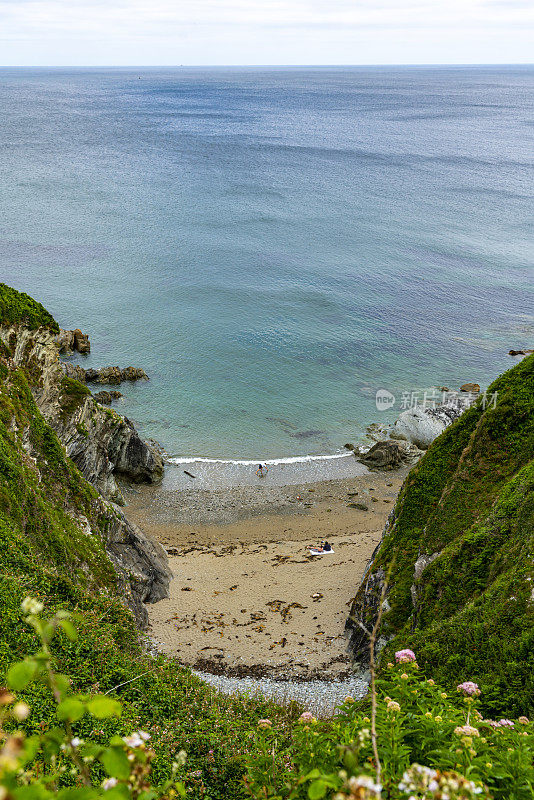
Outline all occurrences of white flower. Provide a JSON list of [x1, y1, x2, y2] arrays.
[[103, 777, 118, 789], [123, 730, 149, 748], [70, 737, 82, 748], [21, 597, 44, 616], [12, 703, 30, 721]]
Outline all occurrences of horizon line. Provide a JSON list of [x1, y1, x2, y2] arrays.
[[1, 61, 534, 69]]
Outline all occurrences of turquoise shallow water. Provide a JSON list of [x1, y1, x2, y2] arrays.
[[1, 66, 533, 460]]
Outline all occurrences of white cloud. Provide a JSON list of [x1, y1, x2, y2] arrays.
[[0, 0, 532, 64]]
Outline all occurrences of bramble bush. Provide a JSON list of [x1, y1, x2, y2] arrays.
[[244, 649, 534, 800]]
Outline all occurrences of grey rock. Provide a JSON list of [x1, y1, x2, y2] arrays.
[[85, 366, 149, 385], [392, 403, 463, 449], [410, 551, 441, 607]]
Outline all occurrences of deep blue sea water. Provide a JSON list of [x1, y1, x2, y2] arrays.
[[1, 66, 533, 461]]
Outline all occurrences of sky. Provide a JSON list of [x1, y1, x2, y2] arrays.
[[0, 0, 533, 66]]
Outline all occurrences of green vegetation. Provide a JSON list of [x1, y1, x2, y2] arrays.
[[0, 284, 532, 798], [0, 294, 297, 799], [245, 653, 534, 800], [352, 354, 534, 717], [0, 283, 59, 333], [59, 376, 92, 418], [3, 613, 533, 799]]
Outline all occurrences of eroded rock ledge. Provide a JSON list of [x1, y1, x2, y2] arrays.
[[0, 320, 170, 628]]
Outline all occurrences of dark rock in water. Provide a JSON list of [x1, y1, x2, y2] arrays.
[[460, 382, 480, 393], [359, 440, 405, 470], [348, 502, 369, 511], [121, 366, 149, 381], [73, 328, 90, 353], [57, 328, 91, 353], [344, 443, 356, 451], [509, 349, 534, 356], [94, 390, 112, 405], [94, 390, 123, 405], [85, 366, 149, 385], [96, 366, 123, 385]]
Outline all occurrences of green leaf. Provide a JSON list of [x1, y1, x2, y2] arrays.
[[13, 786, 54, 799], [7, 660, 37, 690], [101, 746, 131, 779], [308, 780, 327, 800], [54, 674, 72, 697], [59, 620, 78, 642], [57, 697, 85, 722], [104, 787, 132, 800], [57, 789, 99, 800], [86, 695, 122, 719]]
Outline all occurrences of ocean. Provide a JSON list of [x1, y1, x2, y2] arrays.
[[1, 66, 533, 466]]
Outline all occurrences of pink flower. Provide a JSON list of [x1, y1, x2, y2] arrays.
[[395, 648, 416, 663], [454, 724, 480, 737], [456, 681, 480, 697], [299, 711, 315, 723], [257, 719, 272, 729], [498, 719, 514, 728]]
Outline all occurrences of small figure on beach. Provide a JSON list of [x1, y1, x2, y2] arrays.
[[256, 463, 268, 478], [309, 540, 334, 556]]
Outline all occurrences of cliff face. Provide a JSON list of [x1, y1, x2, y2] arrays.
[[0, 284, 171, 628], [346, 354, 534, 716], [0, 312, 163, 505]]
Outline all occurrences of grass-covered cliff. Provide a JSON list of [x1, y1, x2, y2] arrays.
[[0, 285, 300, 798], [347, 353, 534, 717]]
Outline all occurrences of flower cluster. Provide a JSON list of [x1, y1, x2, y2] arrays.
[[21, 597, 44, 616], [334, 774, 382, 800], [123, 730, 151, 748], [399, 765, 488, 798], [457, 682, 480, 697], [298, 711, 315, 724], [395, 649, 416, 664], [454, 725, 480, 738], [257, 719, 272, 729]]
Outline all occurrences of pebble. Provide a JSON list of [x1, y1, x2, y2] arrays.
[[193, 670, 368, 717]]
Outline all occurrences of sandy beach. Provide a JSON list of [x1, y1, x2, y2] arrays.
[[124, 467, 408, 678]]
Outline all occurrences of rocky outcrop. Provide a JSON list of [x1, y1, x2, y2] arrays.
[[358, 440, 422, 470], [101, 505, 172, 627], [459, 382, 480, 393], [93, 390, 123, 405], [391, 403, 463, 449], [509, 348, 534, 357], [85, 366, 149, 384], [0, 323, 162, 505], [57, 328, 91, 353]]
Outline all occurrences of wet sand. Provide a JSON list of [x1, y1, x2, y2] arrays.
[[124, 468, 407, 679]]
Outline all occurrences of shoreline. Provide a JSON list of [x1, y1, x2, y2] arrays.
[[124, 467, 408, 679]]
